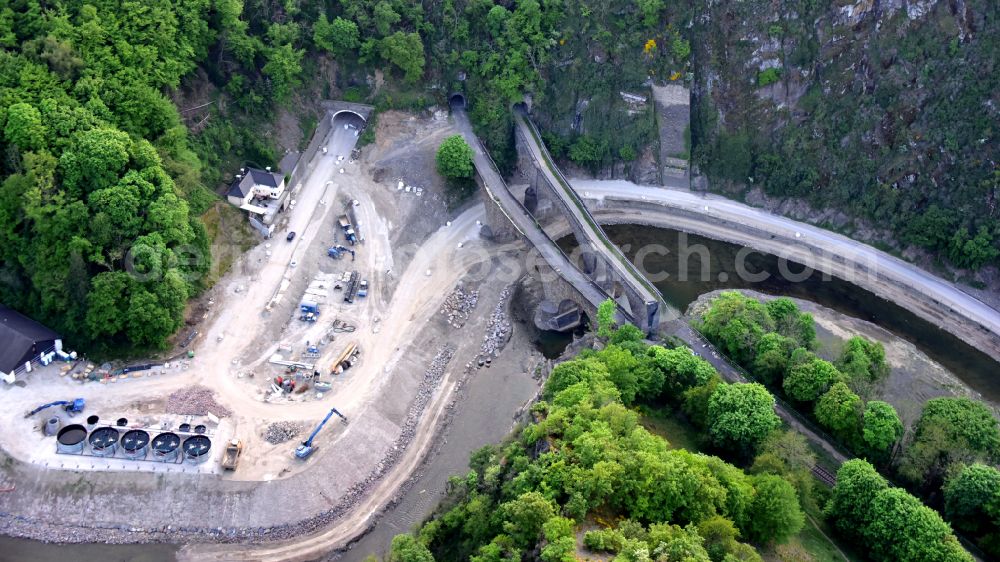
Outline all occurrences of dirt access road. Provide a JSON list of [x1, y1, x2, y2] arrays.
[[572, 179, 1000, 363]]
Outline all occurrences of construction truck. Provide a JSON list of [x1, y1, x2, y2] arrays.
[[338, 215, 358, 245], [24, 398, 85, 418], [327, 245, 355, 260], [299, 301, 320, 322], [221, 439, 243, 470], [294, 407, 348, 459]]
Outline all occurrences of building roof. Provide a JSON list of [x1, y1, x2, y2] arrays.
[[227, 168, 284, 199], [0, 305, 59, 373]]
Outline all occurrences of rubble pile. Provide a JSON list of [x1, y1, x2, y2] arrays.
[[480, 286, 513, 359], [439, 285, 479, 328], [165, 386, 231, 417], [263, 422, 302, 444]]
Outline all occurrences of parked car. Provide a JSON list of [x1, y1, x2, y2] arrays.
[[287, 231, 296, 242]]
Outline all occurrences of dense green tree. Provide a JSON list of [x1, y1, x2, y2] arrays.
[[4, 102, 46, 151], [783, 358, 841, 403], [900, 397, 1000, 489], [647, 346, 716, 399], [683, 375, 721, 429], [839, 336, 889, 382], [435, 135, 474, 179], [825, 459, 889, 542], [699, 292, 775, 365], [861, 401, 903, 462], [746, 474, 804, 544], [388, 534, 435, 562], [864, 488, 971, 562], [814, 382, 863, 446], [752, 333, 795, 385], [499, 491, 557, 548], [707, 383, 781, 456], [943, 464, 1000, 536], [314, 15, 360, 57], [380, 31, 425, 83], [596, 298, 616, 338], [262, 43, 304, 102]]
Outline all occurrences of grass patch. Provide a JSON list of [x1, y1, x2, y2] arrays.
[[637, 405, 702, 452], [200, 201, 258, 286]]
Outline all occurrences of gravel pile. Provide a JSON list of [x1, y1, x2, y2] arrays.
[[439, 284, 479, 328], [480, 286, 513, 359], [263, 422, 302, 444], [165, 386, 231, 417]]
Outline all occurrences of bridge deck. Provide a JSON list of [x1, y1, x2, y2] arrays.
[[512, 109, 669, 316], [452, 107, 620, 318]]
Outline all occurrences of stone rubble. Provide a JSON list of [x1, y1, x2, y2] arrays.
[[263, 422, 302, 444], [479, 286, 513, 359], [439, 284, 479, 328], [165, 386, 232, 417]]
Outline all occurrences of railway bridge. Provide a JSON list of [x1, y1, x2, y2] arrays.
[[450, 95, 673, 335]]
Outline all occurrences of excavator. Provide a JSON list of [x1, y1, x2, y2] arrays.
[[24, 398, 85, 418], [294, 407, 348, 459]]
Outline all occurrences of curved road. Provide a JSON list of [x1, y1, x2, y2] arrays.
[[572, 179, 1000, 363]]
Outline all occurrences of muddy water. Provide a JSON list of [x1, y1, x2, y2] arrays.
[[0, 539, 177, 562], [328, 336, 539, 561], [597, 225, 1000, 404]]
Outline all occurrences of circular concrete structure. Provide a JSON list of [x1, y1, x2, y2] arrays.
[[88, 427, 120, 457], [183, 435, 212, 464], [178, 423, 191, 433], [56, 424, 87, 454], [151, 432, 181, 463], [44, 417, 60, 436], [121, 429, 150, 460], [86, 415, 99, 427]]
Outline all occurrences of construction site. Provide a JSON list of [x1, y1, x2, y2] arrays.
[[0, 106, 545, 558]]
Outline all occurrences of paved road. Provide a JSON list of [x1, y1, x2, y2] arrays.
[[512, 109, 668, 325], [574, 179, 1000, 362], [450, 105, 614, 315]]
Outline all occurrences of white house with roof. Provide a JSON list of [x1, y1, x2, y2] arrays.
[[226, 167, 286, 206]]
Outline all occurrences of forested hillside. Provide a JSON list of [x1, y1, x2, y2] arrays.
[[692, 0, 1000, 274], [0, 0, 216, 350]]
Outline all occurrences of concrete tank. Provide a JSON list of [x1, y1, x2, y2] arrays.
[[44, 417, 60, 436], [151, 432, 181, 462], [121, 429, 150, 460], [88, 427, 120, 457], [183, 435, 212, 464], [56, 424, 87, 454]]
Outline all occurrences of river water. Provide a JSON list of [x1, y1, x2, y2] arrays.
[[4, 224, 999, 561], [599, 225, 1000, 404]]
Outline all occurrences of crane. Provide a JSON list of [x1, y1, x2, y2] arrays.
[[294, 407, 347, 459], [24, 398, 85, 419]]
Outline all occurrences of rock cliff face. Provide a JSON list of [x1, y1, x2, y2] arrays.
[[691, 0, 999, 279]]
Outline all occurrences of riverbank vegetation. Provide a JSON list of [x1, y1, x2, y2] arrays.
[[697, 290, 1000, 557], [382, 305, 972, 561]]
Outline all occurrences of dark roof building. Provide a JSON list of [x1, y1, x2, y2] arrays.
[[226, 168, 285, 204], [0, 305, 60, 375]]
